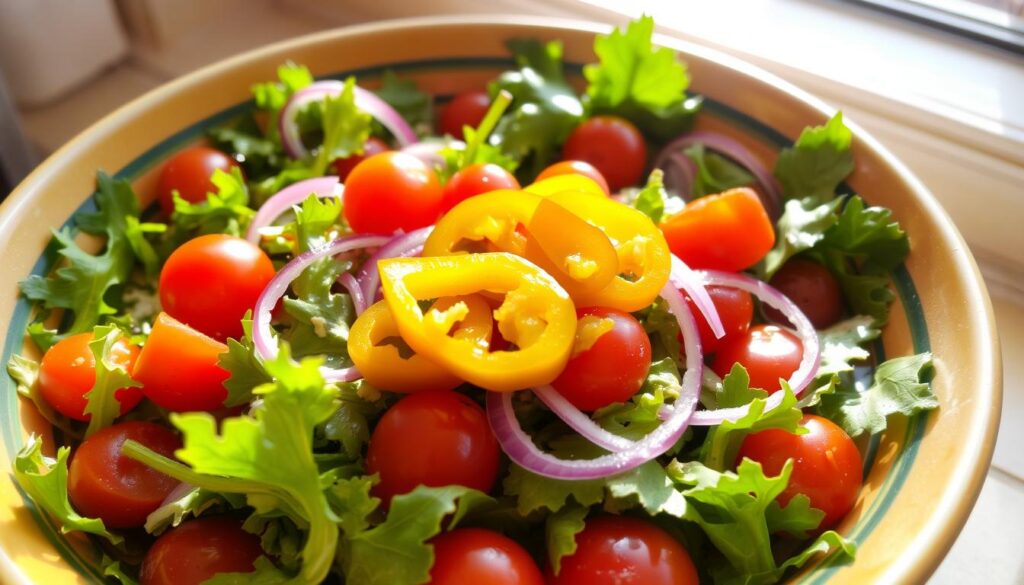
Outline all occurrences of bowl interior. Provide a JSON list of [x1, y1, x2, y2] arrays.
[[0, 16, 1000, 585]]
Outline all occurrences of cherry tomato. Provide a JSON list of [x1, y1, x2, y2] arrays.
[[660, 188, 774, 272], [737, 414, 863, 529], [132, 313, 230, 412], [343, 152, 444, 233], [366, 390, 499, 503], [767, 259, 844, 328], [536, 160, 610, 195], [37, 332, 142, 421], [68, 421, 181, 528], [681, 285, 754, 355], [429, 528, 544, 585], [562, 116, 647, 192], [159, 234, 275, 341], [157, 146, 240, 214], [140, 517, 263, 585], [440, 163, 520, 213], [331, 137, 390, 181], [439, 90, 491, 140], [712, 324, 803, 393], [550, 516, 699, 585], [551, 308, 651, 412]]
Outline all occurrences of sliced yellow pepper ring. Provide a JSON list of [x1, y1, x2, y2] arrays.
[[524, 174, 607, 199], [379, 253, 576, 392], [348, 296, 493, 393], [422, 189, 534, 257], [548, 192, 671, 312], [522, 197, 619, 297]]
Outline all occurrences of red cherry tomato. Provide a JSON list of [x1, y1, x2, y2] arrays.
[[562, 116, 647, 192], [366, 390, 499, 504], [140, 517, 263, 585], [711, 324, 803, 393], [440, 163, 520, 213], [331, 137, 390, 181], [767, 259, 844, 328], [551, 308, 651, 412], [660, 188, 775, 272], [550, 516, 699, 585], [536, 160, 610, 195], [132, 313, 230, 412], [159, 234, 275, 341], [680, 285, 754, 355], [37, 332, 142, 421], [429, 528, 544, 585], [343, 152, 444, 233], [737, 414, 863, 529], [68, 421, 181, 528], [439, 90, 491, 140], [157, 147, 240, 214]]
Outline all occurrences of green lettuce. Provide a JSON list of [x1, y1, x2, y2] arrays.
[[252, 62, 314, 147], [82, 325, 142, 437], [170, 167, 254, 239], [375, 70, 432, 132], [774, 112, 853, 205], [546, 503, 588, 575], [685, 143, 755, 198]]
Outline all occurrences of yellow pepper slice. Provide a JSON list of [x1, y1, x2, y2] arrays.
[[524, 174, 606, 198], [548, 192, 671, 312], [423, 189, 533, 257], [348, 296, 493, 393], [378, 253, 576, 392]]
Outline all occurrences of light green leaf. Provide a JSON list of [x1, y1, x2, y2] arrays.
[[171, 167, 254, 238], [83, 325, 142, 437], [546, 503, 587, 575], [817, 315, 880, 378], [311, 77, 373, 176], [685, 143, 754, 198], [761, 197, 842, 278], [633, 169, 667, 223], [774, 112, 854, 204]]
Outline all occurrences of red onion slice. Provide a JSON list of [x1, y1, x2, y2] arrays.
[[355, 227, 433, 304], [279, 80, 418, 159], [485, 281, 702, 480], [670, 255, 725, 339], [687, 270, 821, 426], [532, 385, 637, 453], [245, 176, 342, 244], [252, 233, 390, 382], [653, 130, 782, 218], [339, 272, 368, 316]]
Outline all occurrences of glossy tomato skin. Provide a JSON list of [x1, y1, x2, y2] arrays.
[[562, 116, 647, 192], [682, 285, 754, 355], [331, 137, 390, 181], [140, 517, 263, 585], [550, 516, 699, 585], [660, 188, 774, 272], [536, 161, 611, 195], [157, 147, 239, 214], [132, 313, 230, 412], [767, 259, 844, 328], [343, 152, 444, 233], [439, 90, 491, 140], [551, 308, 652, 412], [159, 234, 275, 341], [429, 528, 544, 585], [38, 332, 142, 421], [68, 421, 181, 528], [366, 390, 499, 503], [711, 324, 803, 393], [440, 163, 520, 213], [737, 414, 863, 529]]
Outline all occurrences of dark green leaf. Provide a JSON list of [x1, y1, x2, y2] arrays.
[[774, 112, 854, 204]]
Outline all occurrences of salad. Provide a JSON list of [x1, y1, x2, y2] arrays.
[[8, 16, 938, 585]]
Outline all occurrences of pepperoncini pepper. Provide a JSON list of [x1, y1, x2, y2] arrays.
[[523, 174, 607, 199], [378, 253, 576, 392], [547, 192, 671, 312], [423, 190, 619, 298], [348, 296, 493, 393]]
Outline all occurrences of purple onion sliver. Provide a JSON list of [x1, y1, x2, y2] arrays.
[[339, 272, 368, 316], [356, 227, 433, 303], [532, 385, 637, 453], [670, 255, 726, 339], [687, 270, 822, 426], [246, 176, 342, 244], [484, 281, 702, 480], [252, 233, 390, 381]]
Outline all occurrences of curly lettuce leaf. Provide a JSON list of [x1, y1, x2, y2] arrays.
[[322, 380, 386, 460], [592, 357, 682, 441], [20, 172, 143, 351], [83, 325, 142, 437], [685, 143, 755, 198], [310, 78, 373, 176], [761, 197, 842, 278], [340, 485, 495, 585], [101, 556, 138, 585], [171, 167, 254, 238], [489, 39, 582, 180], [219, 315, 271, 408], [816, 315, 880, 378], [13, 436, 122, 544], [632, 169, 667, 223], [774, 112, 854, 204], [546, 503, 588, 575], [817, 352, 936, 437], [252, 62, 314, 147], [144, 486, 238, 535], [584, 15, 700, 141], [375, 70, 432, 133], [7, 353, 76, 434]]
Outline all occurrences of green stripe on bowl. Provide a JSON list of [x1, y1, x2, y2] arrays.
[[0, 56, 933, 584]]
